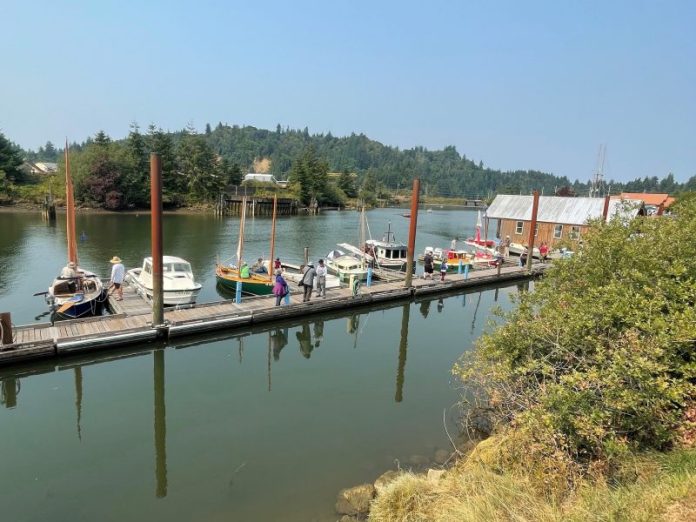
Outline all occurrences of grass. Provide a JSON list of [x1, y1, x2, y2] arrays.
[[369, 442, 696, 522]]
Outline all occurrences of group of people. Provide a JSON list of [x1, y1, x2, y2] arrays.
[[272, 258, 328, 306], [422, 251, 449, 282]]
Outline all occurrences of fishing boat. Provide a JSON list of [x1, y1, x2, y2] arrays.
[[45, 142, 106, 319], [364, 222, 409, 271], [215, 196, 277, 296], [126, 256, 202, 305]]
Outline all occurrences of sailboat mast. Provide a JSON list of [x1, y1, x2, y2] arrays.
[[65, 141, 78, 265], [236, 197, 247, 266], [268, 195, 278, 282]]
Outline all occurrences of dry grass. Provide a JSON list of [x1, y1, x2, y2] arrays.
[[369, 440, 696, 522]]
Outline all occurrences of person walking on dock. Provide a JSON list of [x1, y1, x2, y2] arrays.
[[502, 236, 511, 257], [316, 259, 327, 298], [440, 259, 448, 282], [272, 269, 288, 306], [109, 256, 125, 301], [423, 251, 434, 280], [301, 263, 316, 302]]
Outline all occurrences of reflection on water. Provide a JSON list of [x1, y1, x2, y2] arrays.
[[0, 284, 519, 522]]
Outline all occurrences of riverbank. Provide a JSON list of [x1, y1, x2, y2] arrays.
[[0, 202, 217, 215]]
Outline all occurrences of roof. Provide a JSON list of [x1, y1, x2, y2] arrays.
[[144, 256, 190, 264], [244, 173, 277, 183], [486, 195, 643, 225], [612, 193, 674, 208]]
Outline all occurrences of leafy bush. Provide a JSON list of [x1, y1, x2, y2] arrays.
[[455, 196, 696, 466]]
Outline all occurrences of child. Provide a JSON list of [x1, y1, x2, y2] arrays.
[[440, 259, 448, 281]]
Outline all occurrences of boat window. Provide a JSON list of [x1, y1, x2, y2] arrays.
[[553, 224, 563, 239], [515, 221, 524, 234], [167, 263, 192, 273], [144, 262, 152, 274]]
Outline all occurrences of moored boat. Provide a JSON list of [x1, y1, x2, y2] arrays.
[[126, 256, 202, 305], [364, 222, 409, 271], [325, 249, 368, 282]]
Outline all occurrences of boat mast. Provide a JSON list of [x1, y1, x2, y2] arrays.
[[268, 195, 278, 282], [65, 140, 78, 266], [236, 196, 247, 266]]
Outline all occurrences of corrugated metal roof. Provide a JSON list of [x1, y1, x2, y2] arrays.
[[486, 195, 642, 225]]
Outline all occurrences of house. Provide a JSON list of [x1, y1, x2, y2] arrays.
[[486, 195, 644, 247], [243, 173, 288, 188], [21, 161, 58, 176], [612, 193, 674, 216]]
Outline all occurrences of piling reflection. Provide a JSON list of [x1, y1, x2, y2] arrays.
[[395, 303, 410, 403], [75, 367, 83, 441], [154, 349, 167, 498], [1, 376, 20, 409]]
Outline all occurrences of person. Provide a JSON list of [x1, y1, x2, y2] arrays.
[[272, 269, 288, 306], [316, 259, 327, 298], [423, 251, 434, 279], [109, 256, 125, 301], [539, 242, 549, 263], [60, 261, 77, 280], [301, 262, 316, 302], [296, 323, 314, 358], [519, 246, 528, 268], [240, 262, 250, 278], [450, 238, 457, 251], [502, 236, 511, 257], [274, 257, 282, 271], [251, 257, 267, 274], [440, 258, 448, 282]]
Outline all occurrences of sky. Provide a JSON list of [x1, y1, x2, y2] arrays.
[[1, 0, 694, 183]]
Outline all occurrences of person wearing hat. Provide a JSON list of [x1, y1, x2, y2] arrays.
[[301, 262, 316, 302], [60, 261, 80, 292], [109, 256, 125, 301], [316, 259, 327, 298]]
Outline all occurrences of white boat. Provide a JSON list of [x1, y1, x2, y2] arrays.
[[325, 249, 368, 282], [126, 256, 202, 305], [364, 222, 409, 271], [509, 242, 541, 259]]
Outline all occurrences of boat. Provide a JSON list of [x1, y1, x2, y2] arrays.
[[45, 142, 105, 319], [364, 222, 409, 271], [463, 210, 497, 254], [126, 256, 202, 305], [215, 195, 277, 296], [417, 245, 499, 271], [325, 249, 368, 282]]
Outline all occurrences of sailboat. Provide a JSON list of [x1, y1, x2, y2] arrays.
[[464, 210, 496, 253], [215, 196, 277, 295], [45, 142, 105, 319]]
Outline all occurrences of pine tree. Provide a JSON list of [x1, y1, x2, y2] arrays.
[[0, 132, 26, 184]]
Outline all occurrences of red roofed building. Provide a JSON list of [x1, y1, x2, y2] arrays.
[[611, 193, 675, 215]]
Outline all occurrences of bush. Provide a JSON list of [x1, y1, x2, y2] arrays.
[[454, 196, 696, 467]]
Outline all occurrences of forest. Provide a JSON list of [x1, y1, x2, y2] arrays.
[[2, 123, 693, 209]]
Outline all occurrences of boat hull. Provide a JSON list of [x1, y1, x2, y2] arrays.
[[48, 271, 106, 320], [215, 266, 274, 296], [53, 294, 105, 320]]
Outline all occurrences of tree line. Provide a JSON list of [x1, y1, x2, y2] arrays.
[[2, 124, 695, 209]]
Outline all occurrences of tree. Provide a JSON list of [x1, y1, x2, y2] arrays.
[[123, 123, 150, 207], [43, 141, 58, 161], [359, 169, 378, 205], [0, 132, 25, 184], [148, 125, 180, 200], [205, 123, 212, 135], [176, 129, 222, 201], [338, 169, 357, 197], [288, 145, 330, 205]]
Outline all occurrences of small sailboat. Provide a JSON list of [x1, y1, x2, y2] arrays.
[[215, 196, 277, 295], [464, 210, 496, 253], [45, 142, 105, 319]]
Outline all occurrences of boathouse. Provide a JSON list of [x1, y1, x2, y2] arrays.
[[486, 195, 643, 246], [612, 192, 674, 216]]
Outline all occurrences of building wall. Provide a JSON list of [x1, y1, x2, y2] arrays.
[[497, 219, 588, 247]]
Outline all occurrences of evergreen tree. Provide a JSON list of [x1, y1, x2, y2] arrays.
[[338, 169, 356, 197], [176, 129, 222, 201], [0, 132, 26, 184], [148, 124, 180, 200], [124, 123, 150, 206]]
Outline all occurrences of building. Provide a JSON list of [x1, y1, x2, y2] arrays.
[[243, 173, 288, 188], [21, 161, 58, 176], [612, 193, 675, 216], [486, 195, 644, 247]]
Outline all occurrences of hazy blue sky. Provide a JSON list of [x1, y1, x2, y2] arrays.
[[2, 0, 694, 183]]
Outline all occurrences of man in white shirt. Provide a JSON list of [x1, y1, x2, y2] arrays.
[[109, 256, 125, 301], [316, 259, 327, 298]]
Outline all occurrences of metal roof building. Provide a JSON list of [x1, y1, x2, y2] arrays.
[[486, 195, 643, 225]]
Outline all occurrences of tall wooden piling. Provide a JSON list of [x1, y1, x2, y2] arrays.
[[526, 190, 540, 270], [154, 349, 167, 498], [150, 153, 164, 326], [602, 195, 611, 221], [395, 303, 410, 403], [404, 178, 421, 287], [0, 312, 12, 345]]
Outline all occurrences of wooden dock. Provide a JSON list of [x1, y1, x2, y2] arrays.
[[0, 263, 546, 366]]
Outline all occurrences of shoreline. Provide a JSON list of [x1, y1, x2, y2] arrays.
[[0, 203, 217, 216]]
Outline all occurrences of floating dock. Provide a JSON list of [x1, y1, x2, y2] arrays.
[[0, 263, 546, 366]]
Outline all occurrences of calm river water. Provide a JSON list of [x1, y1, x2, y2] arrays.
[[0, 208, 521, 521]]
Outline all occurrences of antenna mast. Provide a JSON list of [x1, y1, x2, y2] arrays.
[[590, 144, 606, 198]]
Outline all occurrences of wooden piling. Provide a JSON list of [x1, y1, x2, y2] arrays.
[[404, 179, 421, 287], [0, 313, 12, 345], [150, 153, 164, 327], [526, 190, 540, 270]]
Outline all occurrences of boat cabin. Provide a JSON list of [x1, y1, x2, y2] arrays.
[[141, 256, 194, 284]]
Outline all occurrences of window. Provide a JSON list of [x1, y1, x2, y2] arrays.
[[515, 221, 524, 234], [534, 223, 539, 237], [553, 224, 563, 239], [569, 226, 580, 240]]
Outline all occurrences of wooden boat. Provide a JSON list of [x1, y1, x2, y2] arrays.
[[325, 249, 368, 282], [126, 256, 202, 305], [464, 210, 497, 254], [215, 196, 277, 296], [45, 143, 105, 319], [364, 222, 409, 271]]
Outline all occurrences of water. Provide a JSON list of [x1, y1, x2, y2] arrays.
[[0, 209, 516, 521]]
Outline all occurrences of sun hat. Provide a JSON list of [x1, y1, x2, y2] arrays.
[[275, 269, 282, 275], [110, 256, 122, 263], [68, 261, 76, 268]]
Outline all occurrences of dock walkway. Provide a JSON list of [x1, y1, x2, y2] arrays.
[[0, 263, 546, 366]]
